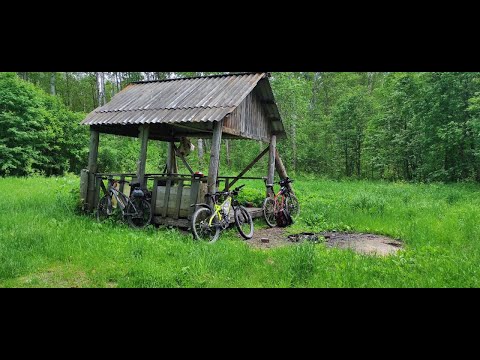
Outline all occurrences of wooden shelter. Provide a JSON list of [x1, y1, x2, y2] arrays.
[[80, 72, 291, 227]]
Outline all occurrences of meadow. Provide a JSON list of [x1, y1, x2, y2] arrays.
[[1, 176, 479, 288]]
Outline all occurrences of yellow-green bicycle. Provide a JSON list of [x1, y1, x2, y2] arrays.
[[191, 184, 254, 243]]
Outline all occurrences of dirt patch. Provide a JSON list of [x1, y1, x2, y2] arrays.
[[321, 232, 403, 256], [244, 228, 403, 256], [245, 227, 291, 249]]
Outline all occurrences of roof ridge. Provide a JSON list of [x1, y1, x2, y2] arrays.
[[96, 105, 237, 113], [131, 72, 267, 84]]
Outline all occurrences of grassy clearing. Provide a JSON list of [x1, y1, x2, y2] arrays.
[[1, 176, 480, 288]]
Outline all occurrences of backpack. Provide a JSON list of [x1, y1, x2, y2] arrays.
[[275, 208, 293, 227]]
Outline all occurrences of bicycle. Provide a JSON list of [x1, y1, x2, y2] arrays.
[[97, 177, 153, 229], [262, 177, 300, 227], [191, 184, 254, 243]]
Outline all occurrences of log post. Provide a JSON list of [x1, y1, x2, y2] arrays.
[[275, 149, 294, 194], [207, 120, 223, 201], [136, 125, 150, 188], [267, 134, 277, 196], [166, 141, 178, 175], [86, 128, 99, 212]]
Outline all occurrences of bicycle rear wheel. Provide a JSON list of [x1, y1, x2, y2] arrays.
[[97, 195, 112, 222], [191, 207, 220, 243], [234, 206, 254, 239], [126, 198, 152, 229]]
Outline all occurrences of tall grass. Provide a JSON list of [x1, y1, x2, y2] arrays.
[[1, 176, 480, 287]]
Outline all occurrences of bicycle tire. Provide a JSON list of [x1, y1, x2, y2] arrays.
[[285, 194, 300, 221], [234, 206, 254, 239], [262, 197, 276, 228], [97, 195, 112, 222], [191, 207, 220, 243], [126, 198, 152, 229]]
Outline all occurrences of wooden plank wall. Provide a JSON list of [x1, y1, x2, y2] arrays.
[[223, 90, 271, 142]]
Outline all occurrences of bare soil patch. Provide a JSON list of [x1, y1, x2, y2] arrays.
[[244, 228, 403, 256], [321, 231, 403, 256]]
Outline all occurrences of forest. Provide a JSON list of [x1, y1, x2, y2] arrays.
[[2, 71, 480, 183]]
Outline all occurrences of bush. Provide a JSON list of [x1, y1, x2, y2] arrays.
[[236, 186, 265, 207], [0, 73, 87, 177]]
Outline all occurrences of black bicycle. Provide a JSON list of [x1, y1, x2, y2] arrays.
[[97, 177, 152, 229]]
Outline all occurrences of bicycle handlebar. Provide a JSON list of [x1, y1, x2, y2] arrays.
[[206, 185, 245, 199]]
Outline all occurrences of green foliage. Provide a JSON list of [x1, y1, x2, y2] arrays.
[[0, 73, 87, 176], [235, 186, 265, 207]]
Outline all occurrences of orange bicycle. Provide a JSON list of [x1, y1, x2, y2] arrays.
[[262, 177, 299, 227]]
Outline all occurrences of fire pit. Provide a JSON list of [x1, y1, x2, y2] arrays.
[[287, 232, 320, 243]]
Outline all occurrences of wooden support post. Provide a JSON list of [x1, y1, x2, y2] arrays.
[[207, 120, 223, 199], [267, 135, 277, 196], [151, 178, 159, 215], [228, 146, 269, 189], [275, 149, 294, 194], [136, 125, 150, 188], [80, 169, 89, 210], [119, 175, 126, 194], [93, 175, 101, 209], [167, 142, 178, 175], [86, 129, 99, 212]]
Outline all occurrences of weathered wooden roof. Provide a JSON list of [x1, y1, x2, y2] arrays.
[[81, 73, 284, 139]]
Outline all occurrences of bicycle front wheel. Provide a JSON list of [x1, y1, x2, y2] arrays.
[[285, 194, 300, 221], [262, 197, 276, 228], [234, 206, 254, 239], [126, 198, 152, 229], [97, 195, 112, 222], [192, 207, 220, 243]]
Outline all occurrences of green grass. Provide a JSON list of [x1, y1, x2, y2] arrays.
[[1, 176, 480, 287]]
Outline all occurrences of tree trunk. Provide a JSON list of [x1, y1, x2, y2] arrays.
[[50, 72, 56, 95], [66, 72, 71, 107], [198, 138, 204, 167], [96, 72, 106, 107], [225, 140, 231, 167]]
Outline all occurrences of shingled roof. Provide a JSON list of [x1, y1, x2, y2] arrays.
[[81, 73, 283, 137]]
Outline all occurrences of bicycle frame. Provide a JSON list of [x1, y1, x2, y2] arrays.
[[209, 194, 233, 226], [270, 189, 287, 214], [106, 180, 139, 216]]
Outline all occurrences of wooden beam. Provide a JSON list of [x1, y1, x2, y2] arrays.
[[267, 135, 277, 195], [207, 120, 223, 198], [179, 154, 194, 175], [166, 141, 178, 175], [136, 125, 150, 187], [275, 149, 294, 194], [86, 129, 100, 212], [228, 146, 270, 190], [172, 143, 194, 175]]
